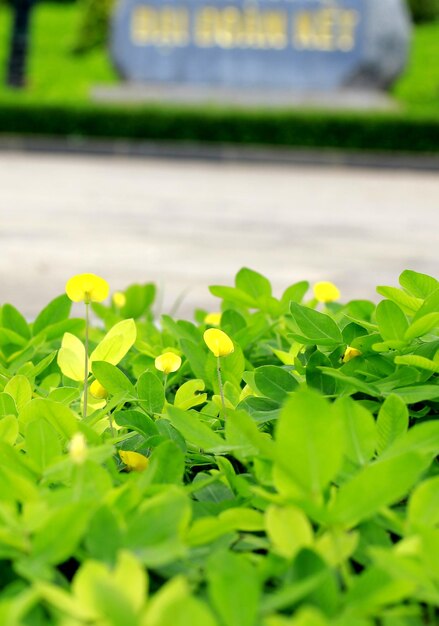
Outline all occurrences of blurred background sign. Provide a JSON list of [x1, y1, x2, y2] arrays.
[[111, 0, 411, 91]]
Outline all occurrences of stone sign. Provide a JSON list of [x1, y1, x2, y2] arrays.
[[111, 0, 411, 91]]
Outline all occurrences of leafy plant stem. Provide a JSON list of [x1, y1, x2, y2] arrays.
[[217, 355, 226, 419], [332, 528, 353, 590], [83, 301, 90, 419]]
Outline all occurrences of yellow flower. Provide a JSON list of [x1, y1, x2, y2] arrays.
[[343, 346, 362, 363], [90, 379, 108, 400], [204, 328, 234, 357], [119, 450, 149, 472], [313, 281, 340, 303], [155, 352, 182, 374], [68, 433, 88, 465], [204, 312, 222, 326], [65, 273, 109, 304], [112, 291, 126, 308]]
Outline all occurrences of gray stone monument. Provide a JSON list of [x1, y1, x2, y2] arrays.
[[110, 0, 411, 93]]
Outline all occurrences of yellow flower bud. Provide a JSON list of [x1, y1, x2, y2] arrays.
[[204, 328, 234, 357], [155, 352, 182, 375], [68, 432, 88, 465], [343, 346, 362, 363], [313, 281, 340, 303], [119, 450, 149, 472], [90, 379, 108, 400], [112, 291, 126, 308], [204, 312, 222, 326], [65, 273, 109, 304]]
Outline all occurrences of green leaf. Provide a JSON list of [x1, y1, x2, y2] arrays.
[[394, 354, 439, 373], [1, 304, 30, 339], [391, 384, 439, 404], [413, 288, 439, 321], [382, 421, 439, 461], [289, 303, 343, 346], [375, 300, 408, 341], [237, 396, 280, 424], [225, 409, 274, 459], [4, 375, 32, 412], [207, 551, 260, 626], [344, 566, 415, 617], [0, 415, 19, 445], [235, 267, 272, 301], [85, 505, 123, 563], [399, 270, 438, 299], [0, 328, 27, 347], [26, 351, 57, 379], [376, 286, 422, 316], [166, 406, 226, 452], [0, 392, 17, 417], [408, 476, 439, 530], [19, 398, 79, 440], [404, 312, 439, 340], [92, 361, 135, 396], [209, 286, 257, 308], [0, 459, 38, 502], [57, 332, 86, 382], [335, 397, 376, 468], [144, 577, 218, 626], [114, 409, 158, 439], [306, 350, 336, 395], [32, 503, 91, 565], [72, 553, 146, 626], [26, 419, 62, 471], [265, 505, 313, 560], [41, 318, 85, 342], [90, 319, 137, 366], [32, 294, 72, 335], [254, 365, 298, 403], [376, 394, 409, 455], [180, 339, 207, 380], [137, 372, 165, 415], [319, 368, 380, 398], [274, 390, 345, 497], [174, 379, 207, 410], [124, 487, 191, 566], [140, 440, 185, 485], [120, 283, 156, 319], [281, 281, 309, 307], [329, 451, 428, 528]]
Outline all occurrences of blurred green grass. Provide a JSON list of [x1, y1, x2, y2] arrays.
[[393, 20, 439, 114], [0, 2, 437, 117], [0, 2, 116, 103]]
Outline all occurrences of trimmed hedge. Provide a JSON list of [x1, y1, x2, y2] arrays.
[[407, 0, 439, 22], [1, 102, 439, 153]]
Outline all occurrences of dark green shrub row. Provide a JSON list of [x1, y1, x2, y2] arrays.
[[407, 0, 439, 22], [1, 102, 439, 153]]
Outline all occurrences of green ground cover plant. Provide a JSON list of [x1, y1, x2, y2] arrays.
[[0, 3, 438, 151], [0, 268, 438, 626]]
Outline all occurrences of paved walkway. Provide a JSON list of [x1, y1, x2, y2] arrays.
[[1, 151, 438, 319]]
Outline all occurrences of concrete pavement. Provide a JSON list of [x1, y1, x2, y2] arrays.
[[1, 151, 438, 319]]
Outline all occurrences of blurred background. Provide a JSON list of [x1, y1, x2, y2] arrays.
[[0, 0, 438, 318]]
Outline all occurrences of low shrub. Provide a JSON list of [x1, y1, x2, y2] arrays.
[[0, 268, 438, 624], [408, 0, 439, 22], [1, 102, 439, 153], [73, 0, 114, 53]]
